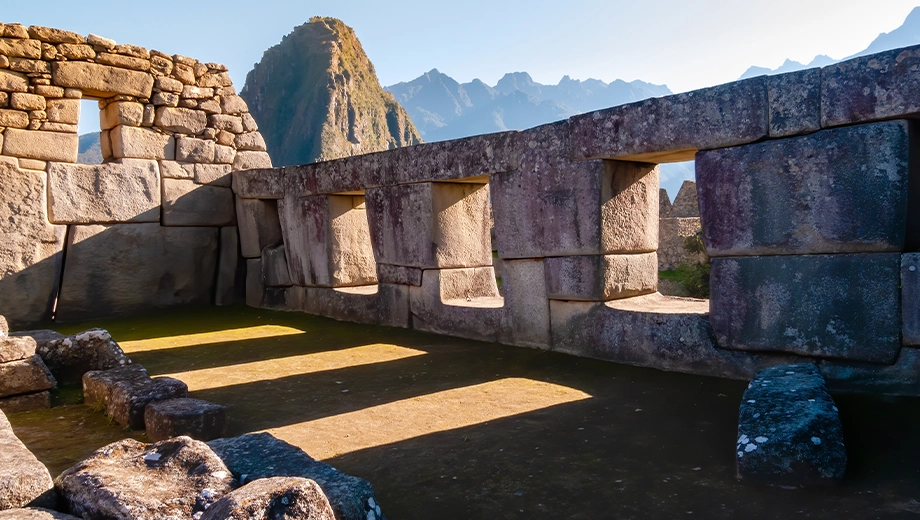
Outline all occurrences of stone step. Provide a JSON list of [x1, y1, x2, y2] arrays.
[[83, 365, 188, 430], [144, 398, 226, 442]]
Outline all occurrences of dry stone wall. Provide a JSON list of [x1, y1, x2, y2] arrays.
[[0, 23, 270, 326]]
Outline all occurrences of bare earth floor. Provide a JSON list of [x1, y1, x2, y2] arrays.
[[7, 306, 920, 519]]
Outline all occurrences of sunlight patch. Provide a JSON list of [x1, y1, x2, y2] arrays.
[[120, 325, 305, 353]]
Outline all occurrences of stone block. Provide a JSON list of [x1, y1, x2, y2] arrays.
[[45, 98, 80, 125], [232, 168, 284, 199], [214, 144, 235, 164], [0, 38, 40, 59], [51, 61, 154, 98], [233, 150, 272, 170], [366, 182, 492, 269], [570, 76, 769, 162], [220, 94, 248, 114], [156, 107, 207, 135], [0, 391, 50, 414], [48, 162, 160, 224], [9, 93, 44, 111], [377, 264, 422, 286], [2, 129, 78, 162], [85, 366, 188, 429], [96, 53, 150, 72], [28, 328, 131, 386], [161, 179, 235, 226], [498, 258, 551, 349], [0, 356, 55, 398], [200, 477, 334, 520], [144, 398, 227, 442], [110, 125, 175, 160], [697, 121, 912, 256], [279, 195, 377, 287], [709, 254, 900, 363], [18, 159, 46, 171], [819, 347, 920, 395], [155, 76, 183, 93], [736, 364, 846, 487], [768, 68, 822, 137], [246, 259, 263, 308], [410, 267, 504, 343], [493, 124, 658, 258], [209, 114, 243, 133], [193, 163, 232, 187], [261, 244, 292, 287], [0, 70, 28, 92], [58, 43, 95, 60], [658, 217, 705, 271], [0, 336, 37, 363], [236, 198, 283, 258], [234, 132, 266, 151], [101, 101, 144, 129], [215, 227, 239, 306], [822, 44, 920, 127], [56, 224, 218, 322], [175, 137, 214, 163], [299, 284, 410, 329], [545, 252, 658, 301], [550, 293, 764, 379], [902, 253, 920, 345], [27, 26, 83, 44], [0, 109, 29, 128], [0, 409, 55, 510], [158, 160, 190, 179], [0, 164, 66, 328]]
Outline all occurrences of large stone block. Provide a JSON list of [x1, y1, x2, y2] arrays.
[[200, 477, 334, 520], [410, 267, 504, 343], [376, 264, 422, 286], [261, 244, 292, 287], [2, 129, 78, 162], [154, 107, 207, 135], [48, 162, 160, 224], [768, 68, 822, 138], [279, 195, 377, 287], [366, 182, 492, 269], [214, 227, 239, 306], [51, 61, 154, 98], [498, 259, 551, 349], [236, 198, 283, 258], [544, 253, 658, 301], [709, 254, 900, 363], [0, 355, 55, 398], [144, 398, 227, 442], [0, 336, 36, 363], [101, 101, 143, 130], [822, 44, 920, 127], [297, 284, 410, 328], [0, 70, 29, 93], [0, 164, 66, 328], [902, 253, 920, 345], [569, 77, 768, 162], [83, 365, 188, 429], [492, 124, 658, 258], [697, 121, 912, 256], [110, 125, 175, 160], [232, 168, 284, 199], [28, 328, 131, 386], [56, 224, 218, 322], [0, 409, 55, 510], [161, 179, 235, 226]]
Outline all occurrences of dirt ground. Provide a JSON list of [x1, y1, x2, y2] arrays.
[[8, 305, 920, 519]]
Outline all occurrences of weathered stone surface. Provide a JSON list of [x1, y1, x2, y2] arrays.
[[493, 124, 658, 258], [232, 168, 284, 199], [27, 26, 83, 44], [234, 132, 267, 151], [83, 363, 148, 406], [820, 346, 920, 395], [822, 44, 920, 127], [668, 180, 699, 218], [48, 162, 160, 224], [159, 160, 191, 179], [0, 356, 55, 398], [55, 437, 234, 520], [9, 93, 44, 111], [246, 259, 264, 308], [280, 195, 377, 287], [710, 254, 900, 363], [658, 217, 705, 271], [0, 391, 50, 414], [768, 68, 822, 138], [26, 328, 132, 386], [545, 253, 658, 301], [201, 477, 334, 520], [176, 137, 215, 163], [261, 244, 292, 287], [0, 409, 55, 510], [56, 224, 218, 321], [0, 336, 36, 363], [209, 432, 387, 520], [84, 365, 187, 429], [2, 129, 77, 162], [295, 284, 409, 328], [45, 99, 79, 125], [376, 264, 422, 286], [101, 101, 144, 129], [144, 398, 227, 442], [194, 163, 232, 187], [0, 109, 28, 129], [903, 253, 920, 345], [162, 179, 235, 226], [0, 38, 40, 59], [0, 508, 80, 519], [51, 61, 153, 98], [0, 70, 28, 92], [410, 267, 504, 343], [499, 258, 551, 349], [215, 227, 240, 306], [0, 316, 6, 336], [233, 150, 272, 170], [95, 53, 149, 72], [697, 121, 911, 256], [736, 364, 846, 487], [110, 125, 175, 160], [570, 77, 768, 162]]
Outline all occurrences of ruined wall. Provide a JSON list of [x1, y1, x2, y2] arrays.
[[0, 23, 270, 327], [658, 180, 705, 272]]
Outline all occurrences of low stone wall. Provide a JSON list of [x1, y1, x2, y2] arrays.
[[0, 22, 269, 326]]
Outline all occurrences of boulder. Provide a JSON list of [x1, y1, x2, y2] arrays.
[[200, 477, 335, 520], [736, 363, 846, 487], [19, 328, 131, 386], [83, 365, 188, 429], [144, 398, 227, 442], [55, 437, 235, 519], [0, 508, 80, 519], [208, 433, 387, 520], [0, 409, 55, 510], [0, 356, 55, 398], [0, 336, 37, 363]]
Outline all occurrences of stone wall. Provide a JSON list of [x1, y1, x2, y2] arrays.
[[0, 23, 270, 326], [658, 180, 706, 271]]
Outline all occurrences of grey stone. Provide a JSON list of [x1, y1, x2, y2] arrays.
[[261, 244, 292, 287], [208, 432, 387, 520], [0, 356, 55, 398], [236, 199, 283, 258], [668, 180, 699, 218], [176, 137, 215, 163], [902, 253, 920, 345], [56, 224, 218, 322], [736, 364, 846, 487], [0, 409, 55, 510], [709, 254, 900, 363], [200, 477, 335, 520], [659, 188, 672, 218], [376, 264, 422, 286], [26, 328, 131, 386], [498, 258, 551, 349], [144, 398, 227, 442], [820, 347, 920, 395], [0, 336, 36, 363], [215, 227, 240, 306], [697, 121, 911, 256], [232, 168, 284, 199], [83, 364, 188, 429], [246, 259, 263, 308], [410, 267, 504, 343], [109, 125, 175, 160], [233, 151, 272, 171], [0, 508, 80, 519], [47, 162, 160, 224], [161, 179, 235, 226], [194, 163, 232, 187], [768, 68, 822, 138], [545, 253, 658, 301], [0, 391, 50, 414], [658, 217, 705, 271], [550, 293, 765, 380], [569, 76, 768, 162], [822, 44, 920, 127], [55, 437, 234, 520], [297, 284, 410, 329]]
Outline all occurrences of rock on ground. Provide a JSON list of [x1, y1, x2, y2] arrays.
[[200, 477, 335, 520], [208, 433, 386, 520], [19, 328, 131, 385], [83, 364, 187, 429], [736, 363, 846, 487], [0, 356, 55, 398], [55, 436, 235, 519], [0, 508, 81, 519], [0, 409, 55, 510], [144, 398, 226, 442]]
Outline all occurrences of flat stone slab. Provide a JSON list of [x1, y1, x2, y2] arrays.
[[0, 409, 55, 510], [209, 432, 387, 520], [709, 254, 901, 364], [0, 508, 81, 519], [697, 121, 911, 256], [200, 477, 335, 520], [55, 437, 234, 519], [736, 363, 846, 487], [0, 391, 50, 414], [83, 364, 188, 429], [144, 398, 227, 442], [21, 328, 132, 386], [47, 162, 160, 225], [0, 336, 37, 363], [0, 356, 55, 398]]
